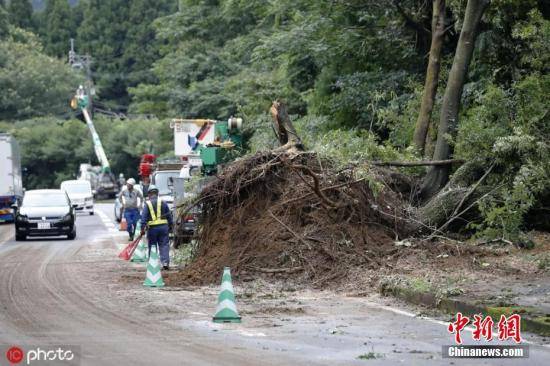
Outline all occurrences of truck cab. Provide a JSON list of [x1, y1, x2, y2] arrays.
[[151, 169, 181, 212]]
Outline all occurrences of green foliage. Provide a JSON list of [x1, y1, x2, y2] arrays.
[[123, 0, 178, 86], [0, 116, 174, 189], [76, 0, 176, 105], [457, 73, 550, 240], [0, 5, 8, 37], [296, 115, 417, 167], [358, 352, 384, 360], [0, 28, 82, 120], [1, 0, 548, 242], [6, 117, 93, 189], [8, 0, 33, 29], [133, 0, 426, 132], [40, 0, 79, 58]]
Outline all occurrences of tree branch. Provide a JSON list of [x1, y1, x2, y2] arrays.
[[371, 159, 464, 167]]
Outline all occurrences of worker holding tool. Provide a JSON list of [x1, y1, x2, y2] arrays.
[[118, 178, 143, 241], [140, 185, 173, 270]]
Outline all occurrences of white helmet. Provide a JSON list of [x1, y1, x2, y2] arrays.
[[126, 178, 136, 185]]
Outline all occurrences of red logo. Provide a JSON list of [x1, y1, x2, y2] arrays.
[[498, 314, 522, 343], [6, 346, 24, 364], [472, 314, 494, 341], [448, 312, 470, 344], [448, 313, 523, 344]]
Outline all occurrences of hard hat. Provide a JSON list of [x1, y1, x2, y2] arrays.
[[148, 184, 159, 193], [126, 178, 136, 185]]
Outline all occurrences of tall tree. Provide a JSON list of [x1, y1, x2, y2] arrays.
[[77, 0, 175, 106], [412, 0, 446, 155], [420, 0, 490, 199], [0, 31, 82, 120], [76, 0, 130, 104], [42, 0, 76, 58], [122, 0, 177, 87], [8, 0, 33, 29], [0, 5, 8, 37]]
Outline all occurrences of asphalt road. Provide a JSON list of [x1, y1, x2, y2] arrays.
[[0, 203, 548, 365]]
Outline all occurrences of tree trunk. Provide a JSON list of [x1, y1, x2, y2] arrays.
[[270, 101, 304, 151], [412, 0, 446, 155], [420, 0, 490, 199]]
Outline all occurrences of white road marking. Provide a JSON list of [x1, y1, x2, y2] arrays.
[[96, 207, 126, 236], [238, 330, 267, 337]]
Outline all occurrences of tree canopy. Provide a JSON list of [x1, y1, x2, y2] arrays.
[[8, 0, 33, 29], [0, 0, 548, 240], [0, 26, 82, 120]]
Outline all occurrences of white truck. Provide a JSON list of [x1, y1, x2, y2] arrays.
[[0, 134, 23, 222]]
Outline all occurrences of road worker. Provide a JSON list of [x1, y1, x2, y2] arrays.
[[140, 185, 173, 270], [118, 178, 143, 241]]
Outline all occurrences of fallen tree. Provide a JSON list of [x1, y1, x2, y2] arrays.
[[171, 102, 497, 286]]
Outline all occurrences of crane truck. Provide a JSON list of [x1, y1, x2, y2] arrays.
[[171, 117, 243, 177], [169, 117, 244, 245], [71, 87, 117, 198]]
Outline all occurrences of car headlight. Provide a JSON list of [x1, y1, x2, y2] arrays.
[[63, 213, 72, 221]]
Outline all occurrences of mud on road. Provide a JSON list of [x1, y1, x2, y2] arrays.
[[1, 218, 549, 366]]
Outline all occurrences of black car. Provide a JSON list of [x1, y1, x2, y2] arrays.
[[14, 189, 77, 241]]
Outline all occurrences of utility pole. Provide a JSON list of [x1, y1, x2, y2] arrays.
[[69, 38, 95, 116]]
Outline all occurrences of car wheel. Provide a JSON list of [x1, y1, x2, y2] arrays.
[[89, 211, 94, 215], [67, 228, 76, 240], [15, 234, 26, 241]]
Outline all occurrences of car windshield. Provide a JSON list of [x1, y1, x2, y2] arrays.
[[62, 184, 91, 195], [23, 193, 68, 207], [154, 171, 180, 195]]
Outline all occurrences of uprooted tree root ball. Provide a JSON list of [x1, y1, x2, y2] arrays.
[[170, 150, 421, 286]]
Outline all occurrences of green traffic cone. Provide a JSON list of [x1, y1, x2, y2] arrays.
[[213, 267, 241, 323], [131, 234, 148, 263], [143, 245, 164, 287]]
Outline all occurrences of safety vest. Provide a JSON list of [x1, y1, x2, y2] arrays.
[[146, 198, 168, 226]]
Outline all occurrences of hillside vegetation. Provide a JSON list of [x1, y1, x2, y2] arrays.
[[0, 0, 548, 241]]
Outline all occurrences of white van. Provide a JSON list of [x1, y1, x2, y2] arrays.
[[60, 180, 94, 215]]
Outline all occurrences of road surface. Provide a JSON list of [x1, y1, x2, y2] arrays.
[[0, 203, 548, 365]]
